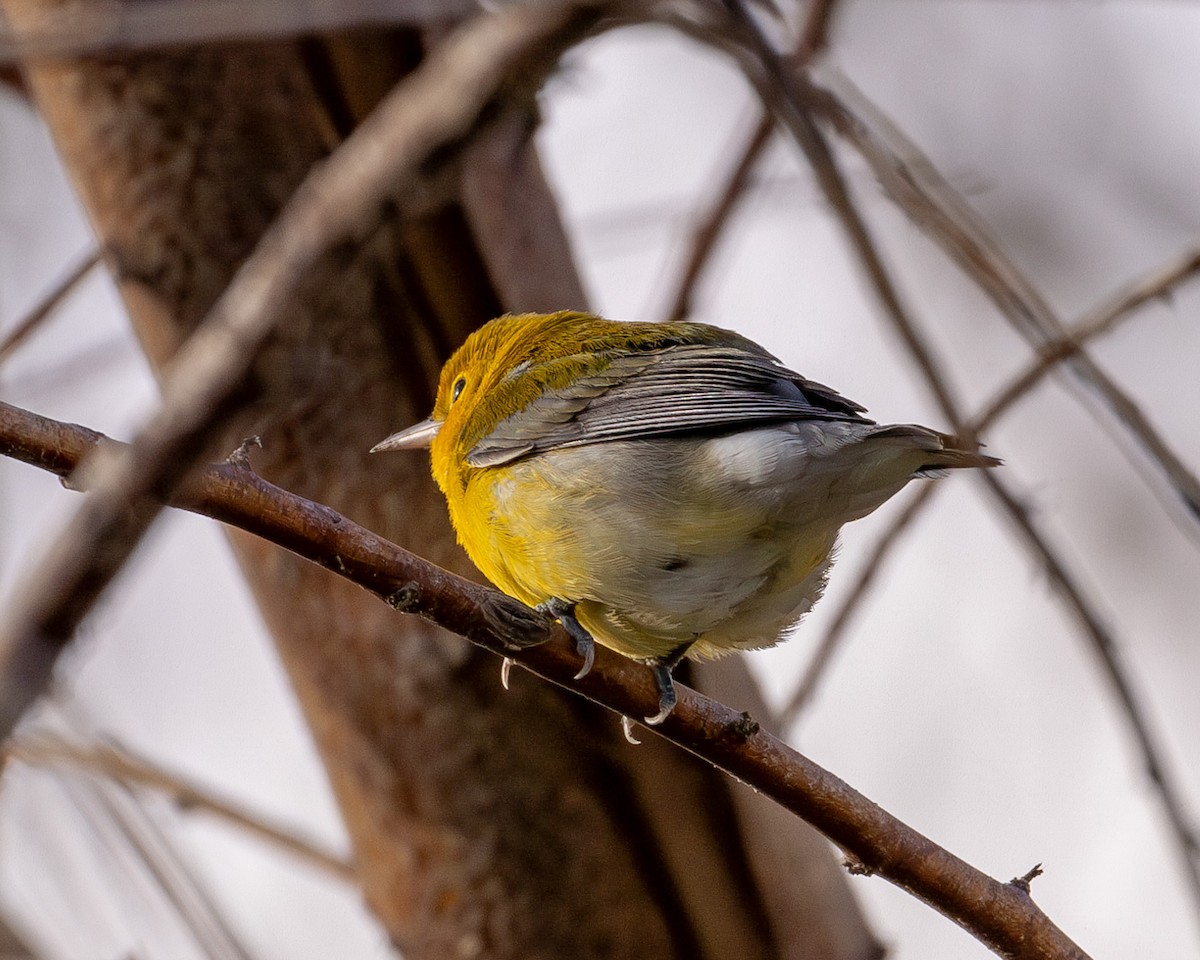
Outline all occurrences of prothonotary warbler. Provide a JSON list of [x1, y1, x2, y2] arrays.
[[373, 311, 998, 726]]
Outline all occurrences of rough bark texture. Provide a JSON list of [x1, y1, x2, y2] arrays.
[[5, 5, 880, 958]]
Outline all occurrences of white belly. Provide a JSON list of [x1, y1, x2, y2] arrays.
[[479, 421, 920, 661]]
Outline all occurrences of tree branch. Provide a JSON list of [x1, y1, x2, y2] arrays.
[[802, 73, 1200, 528], [660, 0, 840, 322], [52, 758, 256, 960], [661, 113, 773, 321], [0, 398, 1091, 960], [781, 484, 932, 723], [683, 3, 1200, 926], [0, 0, 606, 743], [0, 247, 101, 366], [0, 0, 477, 62], [781, 242, 1200, 727], [7, 732, 357, 883]]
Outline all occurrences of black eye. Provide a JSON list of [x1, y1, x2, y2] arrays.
[[451, 376, 467, 402]]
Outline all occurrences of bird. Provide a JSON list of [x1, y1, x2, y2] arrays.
[[372, 311, 998, 727]]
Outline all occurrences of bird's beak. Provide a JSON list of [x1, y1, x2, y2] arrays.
[[370, 418, 441, 453]]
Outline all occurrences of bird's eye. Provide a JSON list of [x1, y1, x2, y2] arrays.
[[451, 376, 467, 402]]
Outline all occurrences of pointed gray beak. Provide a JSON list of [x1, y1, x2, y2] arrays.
[[370, 418, 441, 453]]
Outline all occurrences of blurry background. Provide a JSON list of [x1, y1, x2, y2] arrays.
[[1, 1, 1198, 957]]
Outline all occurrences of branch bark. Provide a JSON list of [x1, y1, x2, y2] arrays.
[[0, 0, 604, 743], [0, 399, 1093, 960], [0, 1, 878, 956]]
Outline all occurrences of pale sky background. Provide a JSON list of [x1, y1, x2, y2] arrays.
[[1, 2, 1199, 958]]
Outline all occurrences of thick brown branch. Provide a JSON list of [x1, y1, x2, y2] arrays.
[[0, 399, 1091, 960], [794, 0, 839, 64], [0, 0, 605, 743]]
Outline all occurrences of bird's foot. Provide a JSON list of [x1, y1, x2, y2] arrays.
[[619, 661, 678, 744], [642, 638, 695, 725], [537, 598, 596, 680], [644, 661, 677, 725]]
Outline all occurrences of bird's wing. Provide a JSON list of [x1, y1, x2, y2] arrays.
[[467, 343, 872, 468]]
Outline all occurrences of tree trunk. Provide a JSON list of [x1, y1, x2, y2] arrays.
[[4, 6, 880, 958]]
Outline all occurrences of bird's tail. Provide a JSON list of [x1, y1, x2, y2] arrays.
[[870, 424, 1001, 476]]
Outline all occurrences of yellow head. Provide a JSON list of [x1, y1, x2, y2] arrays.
[[371, 310, 733, 500]]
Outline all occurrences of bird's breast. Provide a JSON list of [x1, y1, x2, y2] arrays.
[[447, 426, 854, 659]]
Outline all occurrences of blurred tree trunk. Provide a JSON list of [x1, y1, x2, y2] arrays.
[[0, 912, 35, 960], [2, 4, 881, 958]]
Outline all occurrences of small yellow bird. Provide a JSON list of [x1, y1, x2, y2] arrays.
[[373, 311, 997, 724]]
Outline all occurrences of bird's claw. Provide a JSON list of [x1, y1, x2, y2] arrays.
[[572, 635, 595, 680], [500, 657, 514, 690], [537, 598, 595, 680], [621, 716, 641, 745], [644, 660, 678, 725]]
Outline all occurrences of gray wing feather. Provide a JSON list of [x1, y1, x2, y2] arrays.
[[468, 344, 870, 468]]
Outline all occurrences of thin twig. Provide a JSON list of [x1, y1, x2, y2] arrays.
[[55, 769, 257, 960], [782, 485, 934, 722], [803, 74, 1200, 527], [0, 0, 607, 744], [781, 243, 1200, 727], [0, 248, 101, 366], [661, 113, 773, 321], [8, 733, 357, 882], [661, 0, 840, 321], [0, 400, 1092, 960], [979, 246, 1200, 432], [687, 1, 966, 423], [698, 2, 1200, 924]]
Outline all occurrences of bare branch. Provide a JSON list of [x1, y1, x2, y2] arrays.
[[0, 399, 1092, 960], [803, 74, 1200, 527], [972, 478, 1200, 916], [0, 0, 477, 63], [676, 3, 1200, 921], [0, 248, 101, 367], [677, 0, 968, 421], [661, 0, 840, 322], [661, 114, 773, 321], [0, 0, 606, 744], [688, 3, 1200, 921], [782, 484, 933, 723], [794, 0, 839, 64], [54, 767, 257, 960], [1075, 247, 1200, 339], [8, 732, 357, 883], [0, 912, 36, 960], [781, 243, 1200, 728], [978, 246, 1200, 434]]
